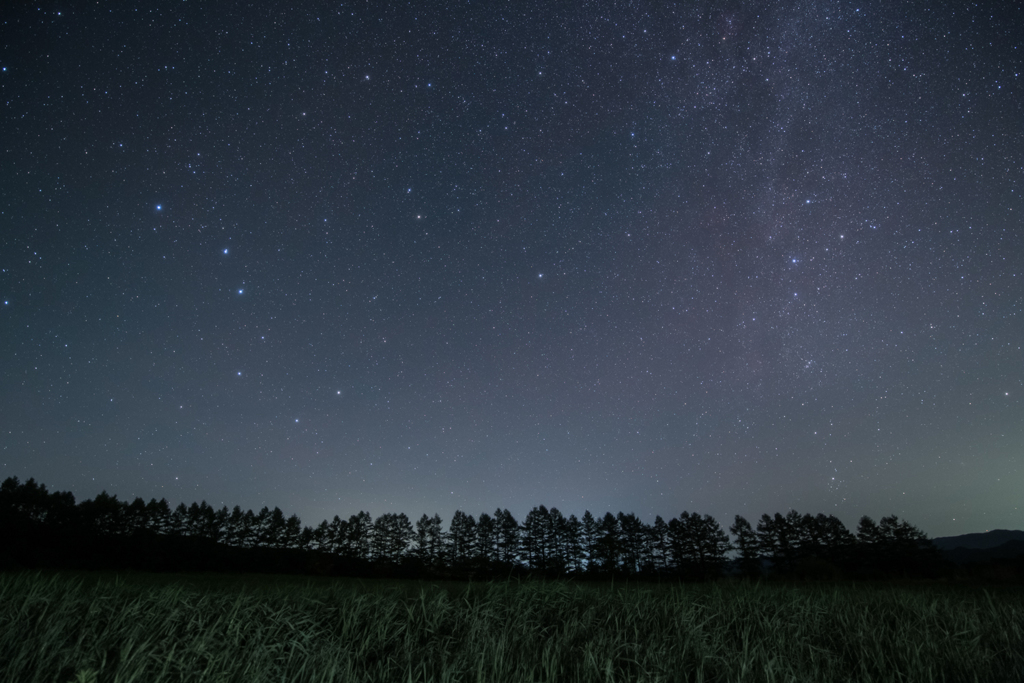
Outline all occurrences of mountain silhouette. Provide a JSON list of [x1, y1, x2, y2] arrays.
[[931, 529, 1024, 551]]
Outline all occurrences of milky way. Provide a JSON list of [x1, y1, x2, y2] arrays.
[[1, 1, 1021, 538]]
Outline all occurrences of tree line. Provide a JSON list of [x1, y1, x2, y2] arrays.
[[0, 476, 943, 579]]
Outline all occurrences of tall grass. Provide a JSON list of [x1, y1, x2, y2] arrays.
[[1, 572, 1021, 682]]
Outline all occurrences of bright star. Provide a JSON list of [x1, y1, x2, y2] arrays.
[[155, 204, 162, 211]]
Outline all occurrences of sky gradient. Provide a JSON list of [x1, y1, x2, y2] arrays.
[[2, 1, 1021, 540]]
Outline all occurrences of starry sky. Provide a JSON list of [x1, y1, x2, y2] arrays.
[[2, 1, 1021, 540]]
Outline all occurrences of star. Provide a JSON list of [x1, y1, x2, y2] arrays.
[[3, 0, 1015, 546]]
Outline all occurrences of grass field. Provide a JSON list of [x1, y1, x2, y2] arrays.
[[1, 571, 1021, 682]]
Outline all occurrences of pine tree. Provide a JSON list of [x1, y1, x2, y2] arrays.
[[475, 512, 497, 564], [521, 506, 549, 570], [415, 513, 446, 566], [495, 508, 520, 565], [580, 510, 599, 571], [617, 512, 649, 575], [594, 512, 621, 572], [729, 515, 760, 578], [346, 511, 372, 560], [649, 515, 669, 572], [448, 510, 477, 565]]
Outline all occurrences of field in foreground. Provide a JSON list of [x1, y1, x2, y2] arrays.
[[1, 572, 1022, 683]]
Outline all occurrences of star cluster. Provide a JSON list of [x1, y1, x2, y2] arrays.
[[1, 1, 1021, 537]]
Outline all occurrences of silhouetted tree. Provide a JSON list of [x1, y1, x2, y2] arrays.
[[415, 513, 446, 567], [80, 491, 126, 536], [448, 510, 477, 565], [124, 498, 148, 534], [325, 515, 348, 554], [0, 475, 962, 582], [371, 512, 413, 562], [144, 498, 172, 536], [729, 515, 760, 578], [475, 512, 498, 564], [494, 508, 520, 565], [1, 477, 76, 525], [546, 507, 570, 573], [857, 514, 939, 578], [791, 513, 855, 577], [593, 512, 621, 572], [167, 503, 187, 536], [521, 506, 550, 570], [345, 511, 372, 560], [213, 506, 230, 544], [564, 514, 585, 573], [648, 515, 669, 573], [309, 519, 330, 552], [185, 502, 203, 538], [239, 509, 258, 548], [298, 524, 316, 551], [580, 510, 599, 572], [269, 507, 289, 547], [1, 477, 82, 570], [283, 513, 303, 549], [755, 512, 801, 575], [186, 502, 220, 541], [668, 512, 731, 579], [617, 512, 649, 575], [818, 514, 856, 565], [223, 509, 244, 548]]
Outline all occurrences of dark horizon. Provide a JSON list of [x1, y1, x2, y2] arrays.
[[7, 473, 1020, 550], [4, 474, 964, 583]]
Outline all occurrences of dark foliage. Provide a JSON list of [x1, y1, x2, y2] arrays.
[[0, 476, 966, 581]]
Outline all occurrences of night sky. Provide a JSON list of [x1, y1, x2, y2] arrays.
[[2, 1, 1021, 540]]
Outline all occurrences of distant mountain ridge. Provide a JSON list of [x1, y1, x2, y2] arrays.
[[930, 529, 1024, 565], [931, 529, 1024, 551]]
